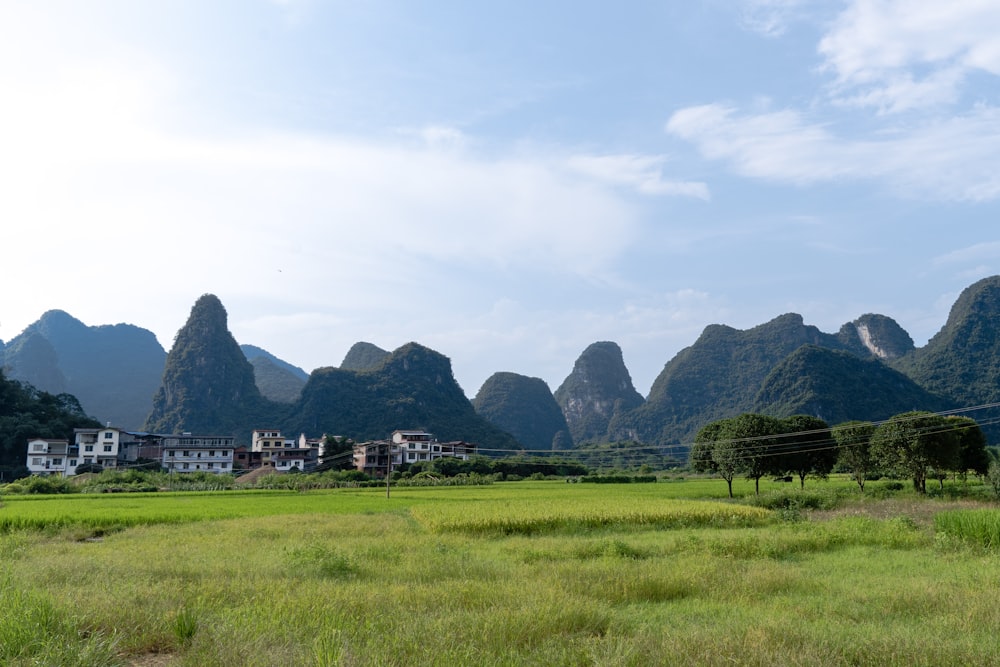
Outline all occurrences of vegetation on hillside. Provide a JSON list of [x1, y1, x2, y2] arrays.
[[144, 294, 282, 438], [553, 341, 644, 444], [286, 342, 520, 449], [473, 372, 572, 450], [0, 369, 101, 474], [2, 309, 166, 429]]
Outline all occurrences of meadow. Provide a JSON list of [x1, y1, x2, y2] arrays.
[[2, 477, 1000, 666]]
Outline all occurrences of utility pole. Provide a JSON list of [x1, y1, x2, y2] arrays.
[[385, 439, 392, 499]]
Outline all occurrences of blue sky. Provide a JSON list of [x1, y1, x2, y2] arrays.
[[3, 1, 999, 398]]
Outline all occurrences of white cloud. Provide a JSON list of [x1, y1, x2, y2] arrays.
[[665, 103, 1000, 201], [819, 0, 1000, 112], [739, 0, 808, 37], [932, 242, 1000, 266], [564, 154, 710, 200]]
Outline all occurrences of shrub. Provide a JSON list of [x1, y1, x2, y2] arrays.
[[22, 475, 77, 495]]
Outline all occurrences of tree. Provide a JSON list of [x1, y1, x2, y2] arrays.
[[321, 435, 356, 470], [727, 413, 784, 495], [871, 411, 959, 493], [692, 418, 741, 498], [945, 416, 990, 478], [832, 420, 877, 492], [777, 415, 835, 489]]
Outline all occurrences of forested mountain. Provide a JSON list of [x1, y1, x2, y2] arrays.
[[553, 342, 644, 444], [340, 342, 390, 371], [241, 344, 308, 403], [286, 342, 519, 449], [11, 277, 1000, 457], [0, 369, 101, 471], [144, 295, 281, 438], [608, 314, 851, 446], [1, 310, 166, 429], [836, 313, 915, 360], [752, 345, 954, 424], [891, 275, 1000, 440], [473, 372, 573, 451]]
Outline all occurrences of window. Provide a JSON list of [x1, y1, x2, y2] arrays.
[[209, 451, 215, 457], [103, 445, 112, 452], [32, 443, 45, 452], [52, 458, 62, 466], [182, 463, 189, 470], [84, 445, 94, 452], [183, 451, 189, 457], [221, 462, 228, 469], [69, 459, 77, 466], [208, 462, 214, 469], [32, 457, 43, 466], [104, 432, 114, 440]]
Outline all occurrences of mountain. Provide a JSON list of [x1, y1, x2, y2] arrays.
[[241, 344, 308, 403], [2, 331, 67, 394], [753, 344, 954, 424], [837, 313, 915, 360], [144, 295, 280, 438], [1, 310, 166, 428], [892, 276, 1000, 439], [473, 372, 573, 451], [609, 314, 851, 446], [286, 342, 519, 450], [340, 342, 390, 371], [553, 342, 644, 444]]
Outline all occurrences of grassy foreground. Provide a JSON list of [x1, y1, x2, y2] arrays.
[[1, 479, 1000, 666]]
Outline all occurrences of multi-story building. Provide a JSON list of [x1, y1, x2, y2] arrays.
[[248, 429, 320, 472], [161, 434, 236, 474], [393, 430, 475, 465], [352, 440, 402, 477], [26, 438, 78, 476], [353, 430, 476, 476], [74, 427, 128, 470]]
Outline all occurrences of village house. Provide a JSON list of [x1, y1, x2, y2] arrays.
[[161, 434, 236, 474], [26, 438, 77, 476], [26, 427, 470, 479], [353, 430, 476, 476], [74, 426, 130, 470], [249, 429, 320, 472]]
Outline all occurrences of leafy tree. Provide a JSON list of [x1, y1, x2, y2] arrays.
[[832, 420, 877, 492], [728, 413, 784, 495], [321, 435, 356, 470], [871, 411, 959, 493], [945, 416, 990, 477], [692, 418, 742, 498], [777, 415, 835, 489]]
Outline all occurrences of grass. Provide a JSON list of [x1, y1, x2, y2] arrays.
[[1, 478, 999, 665]]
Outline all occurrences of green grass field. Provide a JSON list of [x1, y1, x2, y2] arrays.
[[1, 478, 999, 666]]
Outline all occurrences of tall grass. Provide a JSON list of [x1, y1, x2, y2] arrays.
[[935, 508, 1000, 550], [1, 480, 998, 665]]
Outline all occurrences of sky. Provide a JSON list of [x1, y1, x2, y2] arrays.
[[2, 0, 1000, 398]]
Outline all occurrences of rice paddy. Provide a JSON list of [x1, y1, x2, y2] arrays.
[[1, 478, 999, 666]]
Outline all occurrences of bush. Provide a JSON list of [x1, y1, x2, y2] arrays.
[[743, 487, 844, 512], [21, 475, 77, 495]]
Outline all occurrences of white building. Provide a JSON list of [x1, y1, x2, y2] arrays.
[[74, 427, 127, 470], [26, 438, 78, 476], [162, 434, 235, 474], [392, 430, 475, 465], [250, 429, 319, 471], [353, 430, 476, 476]]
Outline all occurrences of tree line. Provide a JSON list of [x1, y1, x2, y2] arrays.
[[690, 411, 990, 497]]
